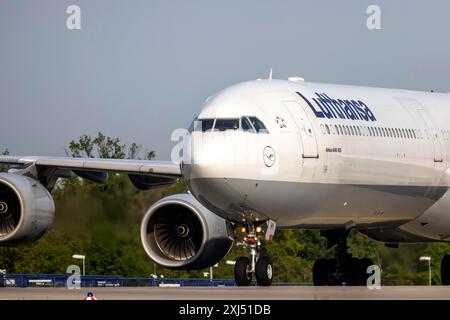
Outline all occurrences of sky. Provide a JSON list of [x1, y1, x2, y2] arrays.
[[1, 0, 450, 160]]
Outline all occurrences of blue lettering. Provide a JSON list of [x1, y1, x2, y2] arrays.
[[358, 101, 376, 121], [342, 100, 356, 120], [351, 100, 369, 121], [337, 100, 351, 120], [296, 92, 377, 122], [321, 94, 345, 119], [296, 92, 325, 118], [312, 98, 332, 118]]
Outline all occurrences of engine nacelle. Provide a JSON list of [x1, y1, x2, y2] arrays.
[[140, 193, 234, 269], [0, 173, 55, 244]]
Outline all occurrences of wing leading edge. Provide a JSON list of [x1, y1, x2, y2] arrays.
[[0, 156, 181, 176], [0, 156, 182, 190]]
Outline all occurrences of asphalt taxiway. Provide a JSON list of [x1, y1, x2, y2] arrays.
[[0, 286, 449, 300]]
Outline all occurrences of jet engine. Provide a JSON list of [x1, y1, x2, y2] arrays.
[[0, 173, 55, 244], [140, 193, 234, 269]]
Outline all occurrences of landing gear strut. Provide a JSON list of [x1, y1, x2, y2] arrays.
[[234, 223, 273, 286], [313, 229, 373, 286]]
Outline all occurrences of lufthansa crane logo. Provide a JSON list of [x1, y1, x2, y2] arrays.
[[263, 146, 276, 167]]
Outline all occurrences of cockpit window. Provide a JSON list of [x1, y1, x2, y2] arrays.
[[214, 119, 239, 131], [191, 116, 268, 134], [241, 117, 255, 132], [192, 118, 215, 132], [248, 117, 268, 133]]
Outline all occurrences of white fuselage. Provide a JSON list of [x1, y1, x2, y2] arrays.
[[182, 79, 450, 243]]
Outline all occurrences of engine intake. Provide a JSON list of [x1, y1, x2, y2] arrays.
[[141, 193, 234, 269], [0, 173, 55, 244]]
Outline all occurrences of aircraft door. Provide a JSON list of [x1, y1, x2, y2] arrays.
[[281, 101, 319, 158], [417, 109, 443, 162]]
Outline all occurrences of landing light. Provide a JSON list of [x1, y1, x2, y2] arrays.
[[256, 226, 262, 233]]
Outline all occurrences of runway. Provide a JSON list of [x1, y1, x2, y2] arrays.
[[0, 286, 450, 300]]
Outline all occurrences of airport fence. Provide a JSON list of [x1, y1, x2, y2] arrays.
[[0, 274, 311, 288]]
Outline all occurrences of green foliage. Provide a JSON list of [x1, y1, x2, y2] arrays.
[[66, 132, 155, 160], [1, 138, 450, 284], [0, 232, 80, 274], [0, 148, 9, 172]]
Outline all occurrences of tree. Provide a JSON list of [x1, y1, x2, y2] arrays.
[[0, 148, 9, 172], [66, 132, 156, 160]]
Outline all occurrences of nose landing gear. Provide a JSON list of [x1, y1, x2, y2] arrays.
[[234, 223, 274, 286]]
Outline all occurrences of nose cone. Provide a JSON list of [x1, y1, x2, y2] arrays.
[[181, 130, 250, 222], [181, 130, 269, 223], [182, 162, 236, 221]]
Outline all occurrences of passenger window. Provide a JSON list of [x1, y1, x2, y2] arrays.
[[357, 126, 361, 136], [335, 125, 339, 135], [325, 124, 330, 135], [249, 117, 268, 133]]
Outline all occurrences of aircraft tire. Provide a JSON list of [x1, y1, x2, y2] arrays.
[[255, 256, 273, 286], [234, 257, 252, 286], [313, 258, 330, 286], [441, 255, 450, 285]]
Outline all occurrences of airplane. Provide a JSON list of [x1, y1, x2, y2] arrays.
[[2, 77, 450, 287]]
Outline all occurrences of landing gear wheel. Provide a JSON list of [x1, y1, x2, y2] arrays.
[[313, 258, 330, 286], [358, 258, 374, 286], [256, 256, 273, 286], [345, 257, 361, 286], [441, 255, 450, 285], [235, 257, 252, 286]]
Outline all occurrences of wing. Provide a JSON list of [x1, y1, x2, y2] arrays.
[[0, 155, 182, 190]]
